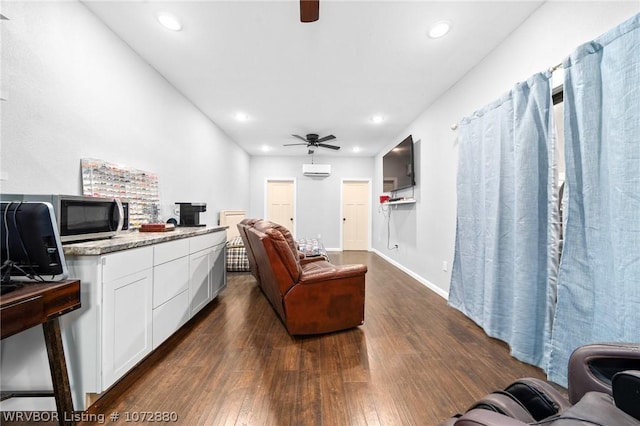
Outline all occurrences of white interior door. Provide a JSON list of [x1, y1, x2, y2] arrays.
[[266, 180, 295, 232], [342, 180, 369, 251]]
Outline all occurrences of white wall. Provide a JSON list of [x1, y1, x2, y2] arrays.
[[249, 155, 374, 248], [372, 1, 640, 296], [2, 1, 637, 295], [0, 1, 250, 225]]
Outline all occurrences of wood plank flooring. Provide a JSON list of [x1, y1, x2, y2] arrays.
[[79, 251, 550, 425]]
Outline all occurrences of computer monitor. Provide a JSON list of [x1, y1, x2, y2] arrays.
[[1, 201, 68, 284]]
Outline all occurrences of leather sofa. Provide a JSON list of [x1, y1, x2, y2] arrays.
[[237, 218, 367, 335], [237, 218, 327, 287], [237, 218, 263, 285], [438, 343, 640, 425]]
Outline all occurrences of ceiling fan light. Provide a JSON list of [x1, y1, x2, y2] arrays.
[[157, 12, 182, 31], [428, 20, 451, 39]]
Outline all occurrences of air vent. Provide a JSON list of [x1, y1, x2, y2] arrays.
[[302, 164, 331, 177]]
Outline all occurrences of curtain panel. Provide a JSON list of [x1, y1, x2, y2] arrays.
[[547, 13, 640, 386], [449, 72, 557, 368]]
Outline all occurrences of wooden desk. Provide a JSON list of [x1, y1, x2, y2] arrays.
[[1, 280, 81, 426]]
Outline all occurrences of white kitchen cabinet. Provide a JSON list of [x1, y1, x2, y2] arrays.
[[189, 232, 227, 316], [100, 246, 154, 390], [102, 269, 153, 389], [152, 239, 190, 349], [0, 228, 228, 413], [152, 290, 189, 348], [189, 247, 212, 316], [211, 240, 227, 298]]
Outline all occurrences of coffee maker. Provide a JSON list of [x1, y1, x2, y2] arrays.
[[176, 202, 206, 227]]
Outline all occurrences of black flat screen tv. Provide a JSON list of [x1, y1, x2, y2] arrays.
[[1, 201, 68, 284], [382, 135, 415, 192]]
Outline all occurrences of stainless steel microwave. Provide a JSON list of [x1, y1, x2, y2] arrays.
[[0, 194, 126, 243]]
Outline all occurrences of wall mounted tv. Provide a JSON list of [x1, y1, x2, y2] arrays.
[[382, 135, 415, 192]]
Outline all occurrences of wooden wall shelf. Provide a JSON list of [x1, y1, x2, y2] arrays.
[[383, 199, 416, 205]]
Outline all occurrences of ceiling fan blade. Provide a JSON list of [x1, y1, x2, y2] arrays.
[[283, 143, 308, 146], [291, 134, 308, 142], [300, 0, 319, 23], [318, 143, 340, 150], [317, 134, 336, 143]]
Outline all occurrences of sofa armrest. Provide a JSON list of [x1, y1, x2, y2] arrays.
[[568, 343, 640, 404], [298, 264, 367, 284], [300, 255, 326, 264]]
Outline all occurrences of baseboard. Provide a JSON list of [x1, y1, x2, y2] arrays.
[[371, 249, 449, 300]]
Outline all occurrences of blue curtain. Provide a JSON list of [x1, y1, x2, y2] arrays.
[[449, 72, 557, 368], [547, 13, 640, 386]]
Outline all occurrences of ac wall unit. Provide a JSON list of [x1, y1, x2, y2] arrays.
[[302, 163, 331, 177]]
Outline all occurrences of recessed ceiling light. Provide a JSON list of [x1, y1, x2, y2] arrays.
[[353, 147, 361, 153], [157, 12, 182, 31], [234, 112, 249, 122], [370, 115, 384, 124], [261, 145, 270, 152], [428, 20, 451, 39]]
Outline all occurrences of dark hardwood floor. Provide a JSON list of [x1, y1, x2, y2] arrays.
[[79, 251, 550, 425]]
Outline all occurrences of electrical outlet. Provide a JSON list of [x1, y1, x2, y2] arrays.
[[317, 233, 321, 239], [442, 261, 448, 272]]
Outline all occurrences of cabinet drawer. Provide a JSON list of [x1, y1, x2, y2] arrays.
[[153, 256, 189, 308], [102, 246, 153, 284], [190, 231, 226, 253], [152, 290, 189, 349], [154, 239, 189, 266]]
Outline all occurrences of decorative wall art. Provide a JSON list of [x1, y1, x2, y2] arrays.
[[81, 158, 160, 227]]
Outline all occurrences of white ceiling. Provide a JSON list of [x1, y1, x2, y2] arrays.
[[83, 0, 544, 157]]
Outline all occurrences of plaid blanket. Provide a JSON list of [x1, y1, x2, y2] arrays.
[[226, 236, 250, 272]]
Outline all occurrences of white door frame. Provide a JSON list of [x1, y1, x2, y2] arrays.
[[340, 178, 372, 251], [264, 178, 297, 236]]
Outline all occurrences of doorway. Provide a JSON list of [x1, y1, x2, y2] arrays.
[[342, 180, 370, 251], [265, 179, 295, 233]]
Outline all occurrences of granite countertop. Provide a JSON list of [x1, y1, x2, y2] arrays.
[[63, 226, 227, 256]]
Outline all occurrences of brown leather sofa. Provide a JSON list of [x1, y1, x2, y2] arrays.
[[237, 218, 367, 335], [438, 343, 640, 425]]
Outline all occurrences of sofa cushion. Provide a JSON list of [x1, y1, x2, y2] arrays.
[[254, 220, 300, 259], [264, 227, 302, 283]]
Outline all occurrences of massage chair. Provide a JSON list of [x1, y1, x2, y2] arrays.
[[438, 343, 640, 425]]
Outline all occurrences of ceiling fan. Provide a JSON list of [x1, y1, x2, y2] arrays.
[[300, 0, 319, 23], [284, 134, 340, 154]]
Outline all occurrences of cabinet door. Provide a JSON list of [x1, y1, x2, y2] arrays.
[[102, 269, 153, 389], [189, 248, 211, 316], [210, 242, 226, 299]]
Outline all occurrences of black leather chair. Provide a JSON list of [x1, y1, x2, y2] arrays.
[[438, 343, 640, 425]]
